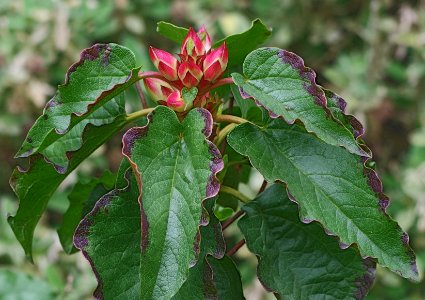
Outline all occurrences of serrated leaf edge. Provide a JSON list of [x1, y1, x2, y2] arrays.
[[73, 169, 135, 300], [232, 47, 370, 158], [229, 122, 418, 281], [121, 107, 224, 297], [16, 43, 140, 174]]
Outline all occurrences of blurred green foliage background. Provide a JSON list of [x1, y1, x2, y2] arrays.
[[1, 0, 424, 299]]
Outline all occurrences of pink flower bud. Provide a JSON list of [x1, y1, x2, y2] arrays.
[[178, 61, 203, 88], [181, 27, 205, 58], [166, 91, 185, 112], [197, 26, 211, 52], [203, 42, 228, 82], [143, 78, 175, 101], [149, 47, 179, 81]]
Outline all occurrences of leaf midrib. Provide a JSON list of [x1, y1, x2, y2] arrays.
[[248, 126, 404, 270]]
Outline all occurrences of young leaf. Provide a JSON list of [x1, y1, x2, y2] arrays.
[[231, 47, 367, 157], [8, 114, 129, 261], [227, 119, 418, 280], [15, 43, 140, 173], [157, 19, 272, 68], [122, 106, 224, 299], [157, 21, 189, 43], [239, 184, 376, 299], [74, 171, 141, 299], [214, 19, 272, 68], [57, 171, 116, 254], [181, 87, 198, 110]]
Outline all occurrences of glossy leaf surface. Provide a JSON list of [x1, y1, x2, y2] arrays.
[[122, 106, 223, 298], [9, 43, 140, 259], [172, 199, 225, 299], [239, 184, 376, 299], [228, 119, 418, 280], [15, 43, 140, 172], [232, 47, 367, 156]]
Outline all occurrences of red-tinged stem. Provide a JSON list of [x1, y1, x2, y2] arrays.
[[227, 239, 245, 256], [221, 181, 267, 231], [258, 180, 268, 194], [222, 210, 245, 230], [135, 81, 148, 109], [198, 77, 234, 98], [210, 77, 234, 90], [138, 71, 165, 79]]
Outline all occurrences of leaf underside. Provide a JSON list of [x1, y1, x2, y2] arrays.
[[239, 184, 376, 299], [231, 47, 367, 157], [227, 118, 418, 280]]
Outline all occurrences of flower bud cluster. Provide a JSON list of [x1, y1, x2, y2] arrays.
[[143, 26, 228, 112]]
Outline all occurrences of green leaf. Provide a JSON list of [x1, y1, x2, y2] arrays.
[[9, 43, 142, 259], [157, 19, 271, 69], [74, 170, 141, 299], [227, 119, 418, 280], [231, 47, 367, 157], [231, 84, 257, 119], [0, 270, 56, 300], [207, 256, 244, 299], [122, 106, 223, 298], [15, 43, 140, 172], [172, 199, 226, 299], [181, 87, 198, 110], [239, 184, 376, 299], [157, 21, 189, 44], [324, 88, 368, 147], [8, 114, 129, 261], [215, 19, 272, 68], [57, 171, 116, 254]]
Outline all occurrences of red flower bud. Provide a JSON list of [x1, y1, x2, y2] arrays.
[[166, 91, 186, 112], [178, 61, 203, 88], [149, 47, 179, 81], [181, 27, 205, 58], [143, 78, 175, 101], [203, 43, 228, 82], [197, 26, 211, 53]]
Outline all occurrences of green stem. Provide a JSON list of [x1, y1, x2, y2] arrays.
[[125, 108, 155, 122], [220, 186, 251, 203], [215, 123, 237, 146], [227, 159, 249, 167], [215, 114, 247, 125]]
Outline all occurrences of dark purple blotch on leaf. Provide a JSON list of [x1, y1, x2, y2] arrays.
[[277, 50, 327, 108], [355, 258, 376, 299], [65, 44, 106, 84], [73, 191, 117, 300]]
